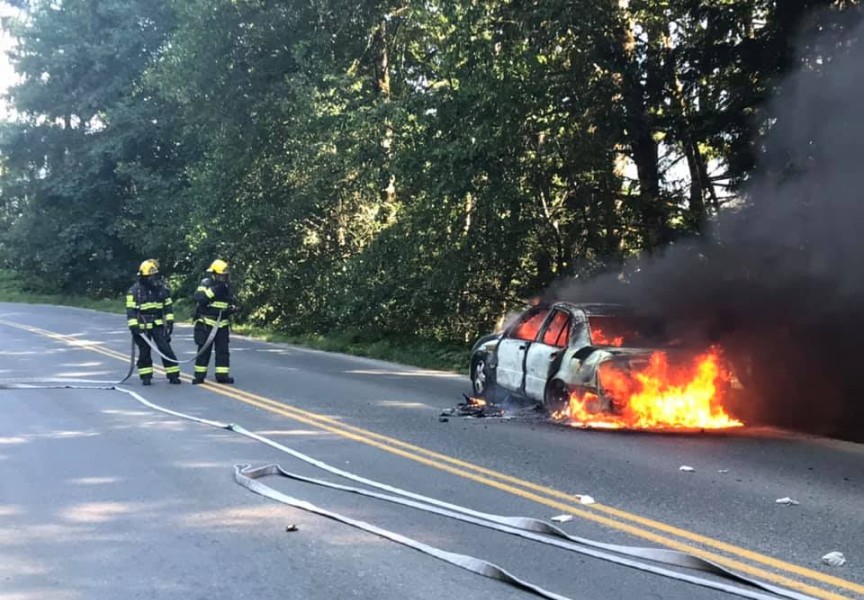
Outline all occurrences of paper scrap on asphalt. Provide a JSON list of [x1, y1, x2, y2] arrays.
[[775, 497, 800, 506], [551, 514, 574, 523], [821, 551, 846, 567], [679, 465, 695, 472]]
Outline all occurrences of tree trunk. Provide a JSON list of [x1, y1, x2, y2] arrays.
[[614, 1, 668, 248], [374, 15, 397, 211], [683, 138, 707, 229]]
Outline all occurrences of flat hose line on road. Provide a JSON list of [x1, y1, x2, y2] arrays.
[[0, 376, 818, 600], [136, 312, 222, 365], [0, 317, 207, 386], [1, 317, 223, 388]]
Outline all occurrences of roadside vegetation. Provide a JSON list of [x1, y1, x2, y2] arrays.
[[0, 270, 122, 314], [0, 1, 860, 371], [0, 269, 467, 371]]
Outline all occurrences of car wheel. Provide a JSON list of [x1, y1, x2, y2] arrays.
[[470, 355, 493, 397], [544, 379, 570, 415]]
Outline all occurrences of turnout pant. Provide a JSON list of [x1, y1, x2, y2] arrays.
[[194, 323, 230, 381], [133, 327, 181, 380]]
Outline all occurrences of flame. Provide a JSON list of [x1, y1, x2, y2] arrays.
[[591, 327, 624, 347], [556, 349, 743, 430], [517, 319, 543, 341], [554, 390, 624, 429]]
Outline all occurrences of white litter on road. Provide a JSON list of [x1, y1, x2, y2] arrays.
[[718, 469, 730, 474], [775, 497, 800, 506], [551, 514, 574, 523], [821, 552, 846, 567], [679, 465, 695, 472], [578, 495, 596, 505]]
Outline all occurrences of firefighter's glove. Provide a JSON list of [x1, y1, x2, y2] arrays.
[[167, 322, 174, 337]]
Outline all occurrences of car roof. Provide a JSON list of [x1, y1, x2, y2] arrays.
[[549, 301, 632, 317]]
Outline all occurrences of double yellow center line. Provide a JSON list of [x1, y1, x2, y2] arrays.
[[2, 318, 861, 600]]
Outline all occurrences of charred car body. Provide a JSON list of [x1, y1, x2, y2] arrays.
[[469, 302, 726, 415]]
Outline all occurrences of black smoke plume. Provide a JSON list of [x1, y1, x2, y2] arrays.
[[550, 14, 864, 440]]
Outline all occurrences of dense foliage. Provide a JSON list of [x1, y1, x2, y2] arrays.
[[0, 0, 860, 344]]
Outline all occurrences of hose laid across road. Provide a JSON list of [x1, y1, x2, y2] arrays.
[[0, 317, 820, 600], [0, 318, 215, 387], [135, 312, 222, 365], [0, 368, 819, 600]]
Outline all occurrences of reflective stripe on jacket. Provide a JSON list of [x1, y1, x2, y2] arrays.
[[126, 282, 175, 328], [193, 279, 233, 328]]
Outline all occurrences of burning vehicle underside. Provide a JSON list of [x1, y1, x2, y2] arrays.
[[552, 345, 743, 430], [469, 303, 744, 431]]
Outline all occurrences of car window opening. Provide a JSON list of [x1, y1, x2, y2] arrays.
[[588, 316, 672, 348], [543, 311, 570, 348], [512, 309, 549, 341]]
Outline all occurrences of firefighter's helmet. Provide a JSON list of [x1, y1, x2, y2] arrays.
[[207, 259, 229, 275], [138, 259, 159, 277]]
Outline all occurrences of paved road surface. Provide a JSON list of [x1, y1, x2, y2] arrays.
[[1, 303, 861, 600]]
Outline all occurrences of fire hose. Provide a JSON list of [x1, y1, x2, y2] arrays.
[[3, 320, 219, 387], [0, 317, 819, 600], [135, 312, 222, 365], [0, 391, 818, 599]]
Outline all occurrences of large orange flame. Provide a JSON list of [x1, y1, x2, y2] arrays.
[[591, 327, 624, 347], [557, 349, 743, 430]]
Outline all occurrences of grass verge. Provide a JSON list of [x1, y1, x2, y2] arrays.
[[232, 324, 468, 372], [0, 270, 467, 373], [0, 270, 123, 314]]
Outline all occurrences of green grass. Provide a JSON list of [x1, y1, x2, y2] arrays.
[[0, 269, 468, 373], [232, 324, 468, 373], [0, 270, 197, 322], [0, 270, 123, 314]]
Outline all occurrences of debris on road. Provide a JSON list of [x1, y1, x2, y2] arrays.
[[775, 497, 800, 506], [577, 495, 596, 505], [821, 551, 846, 567], [285, 524, 299, 532], [442, 395, 505, 419], [438, 416, 450, 423], [717, 469, 730, 474], [551, 514, 574, 523], [679, 465, 695, 472]]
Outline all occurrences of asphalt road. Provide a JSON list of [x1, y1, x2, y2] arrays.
[[1, 303, 862, 600]]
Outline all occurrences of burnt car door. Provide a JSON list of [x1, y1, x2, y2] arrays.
[[495, 306, 550, 393], [524, 308, 572, 400]]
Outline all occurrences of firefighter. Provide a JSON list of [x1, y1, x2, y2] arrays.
[[192, 259, 236, 384], [126, 259, 182, 385]]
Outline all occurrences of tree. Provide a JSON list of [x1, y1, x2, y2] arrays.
[[0, 0, 176, 293]]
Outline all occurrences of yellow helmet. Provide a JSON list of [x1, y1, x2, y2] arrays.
[[207, 259, 229, 275], [138, 259, 159, 277]]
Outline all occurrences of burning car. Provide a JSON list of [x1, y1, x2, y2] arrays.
[[469, 302, 742, 429]]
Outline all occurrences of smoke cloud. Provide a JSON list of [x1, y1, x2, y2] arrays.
[[549, 14, 864, 440]]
